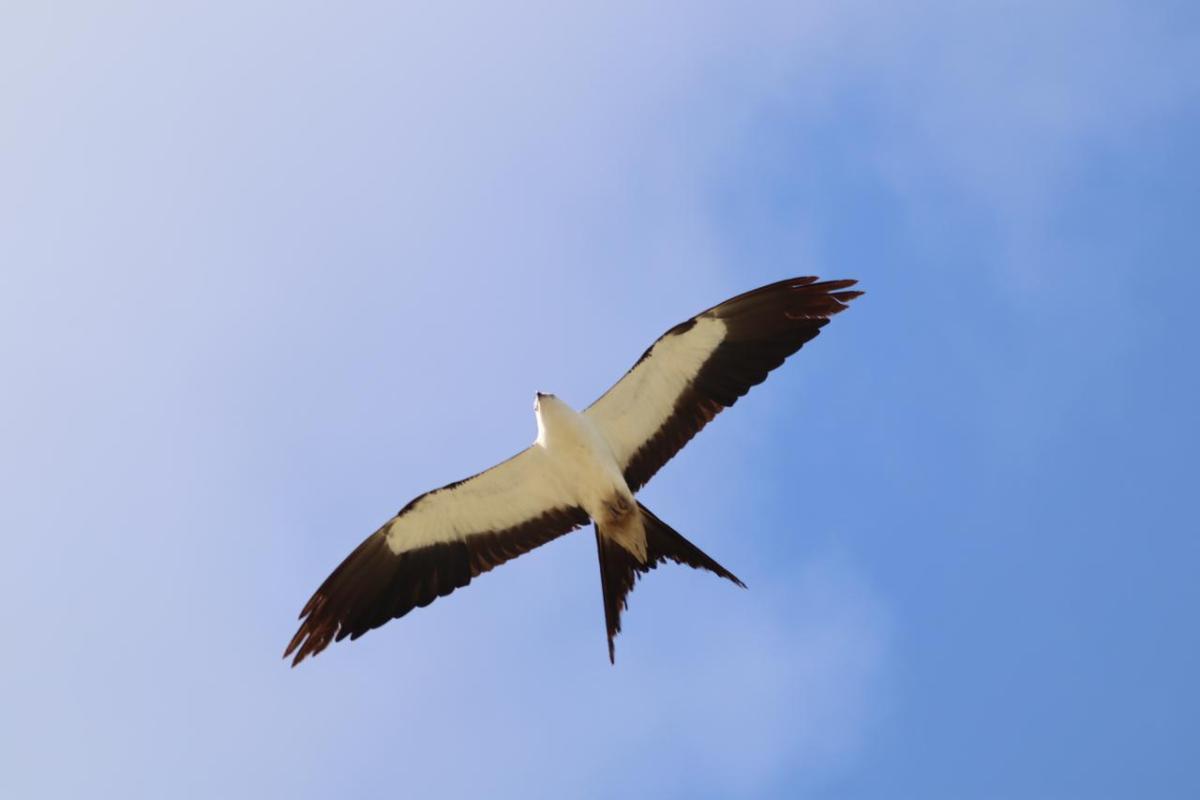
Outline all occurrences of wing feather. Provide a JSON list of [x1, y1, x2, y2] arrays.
[[285, 447, 587, 665], [586, 276, 862, 491]]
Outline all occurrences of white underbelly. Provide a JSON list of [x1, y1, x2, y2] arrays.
[[535, 396, 645, 559], [545, 428, 628, 514]]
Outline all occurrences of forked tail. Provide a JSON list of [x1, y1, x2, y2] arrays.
[[595, 502, 745, 663]]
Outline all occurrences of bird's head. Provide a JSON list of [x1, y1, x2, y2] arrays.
[[533, 392, 561, 444]]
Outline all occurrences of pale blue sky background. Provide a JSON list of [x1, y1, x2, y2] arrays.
[[2, 2, 1198, 797]]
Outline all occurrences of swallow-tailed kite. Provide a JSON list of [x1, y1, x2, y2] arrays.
[[285, 276, 862, 665]]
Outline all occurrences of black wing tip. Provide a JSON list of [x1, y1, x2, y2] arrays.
[[285, 508, 591, 669], [785, 277, 863, 310], [737, 274, 860, 292], [810, 279, 863, 314], [284, 638, 313, 668], [284, 601, 335, 667], [708, 276, 863, 323], [284, 642, 309, 668]]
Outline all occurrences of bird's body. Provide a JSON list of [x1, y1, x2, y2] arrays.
[[535, 393, 646, 562], [286, 276, 862, 665]]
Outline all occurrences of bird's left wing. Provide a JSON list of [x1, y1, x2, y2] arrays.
[[585, 276, 862, 492], [285, 446, 588, 665]]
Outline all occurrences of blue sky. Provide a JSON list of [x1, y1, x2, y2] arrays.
[[2, 2, 1197, 797]]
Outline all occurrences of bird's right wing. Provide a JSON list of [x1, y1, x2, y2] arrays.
[[285, 446, 589, 665], [585, 277, 862, 492]]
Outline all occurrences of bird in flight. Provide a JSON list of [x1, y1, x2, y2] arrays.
[[285, 276, 862, 665]]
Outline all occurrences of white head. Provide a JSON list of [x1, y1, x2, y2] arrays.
[[533, 391, 562, 445]]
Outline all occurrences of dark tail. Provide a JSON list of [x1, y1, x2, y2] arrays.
[[595, 502, 745, 663]]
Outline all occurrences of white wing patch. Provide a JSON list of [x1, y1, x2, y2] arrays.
[[384, 447, 568, 553], [586, 316, 726, 472]]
